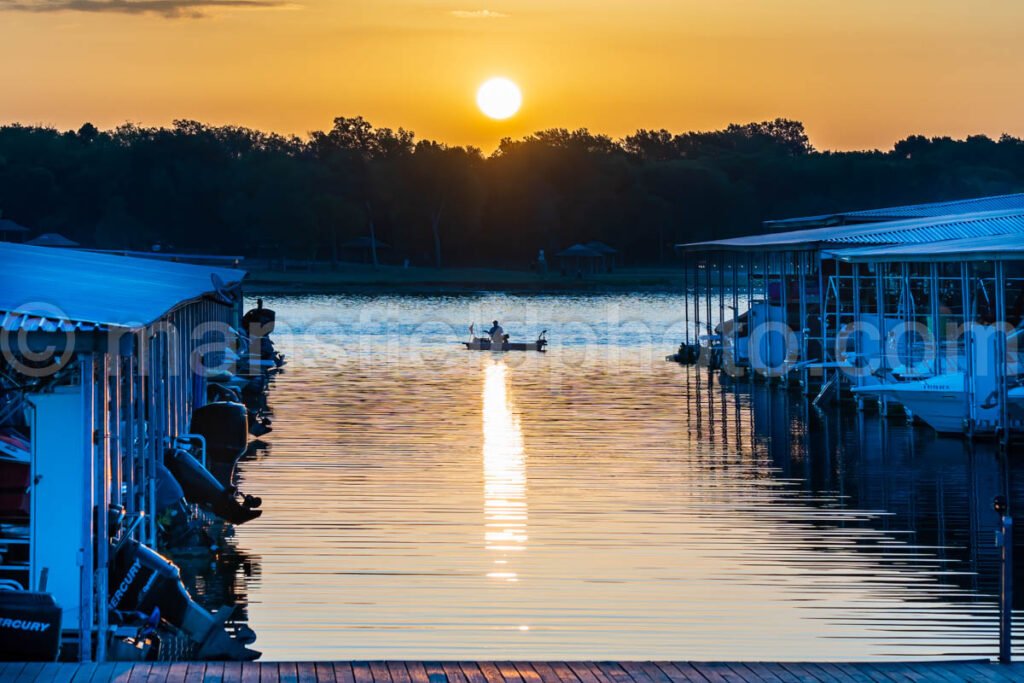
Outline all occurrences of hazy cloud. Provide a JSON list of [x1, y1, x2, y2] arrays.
[[0, 0, 287, 18], [450, 9, 508, 19]]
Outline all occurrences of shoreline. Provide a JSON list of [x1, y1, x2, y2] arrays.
[[243, 264, 685, 295]]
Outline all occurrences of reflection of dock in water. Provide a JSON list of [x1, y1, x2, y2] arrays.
[[682, 365, 1022, 654]]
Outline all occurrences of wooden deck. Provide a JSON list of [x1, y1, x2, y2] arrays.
[[2, 660, 1023, 683]]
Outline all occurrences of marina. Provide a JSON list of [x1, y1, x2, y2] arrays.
[[3, 193, 1024, 672], [675, 194, 1024, 442]]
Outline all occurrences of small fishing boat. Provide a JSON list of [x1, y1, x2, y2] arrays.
[[463, 327, 547, 352]]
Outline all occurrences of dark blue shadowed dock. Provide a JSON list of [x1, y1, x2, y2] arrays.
[[3, 660, 1024, 683]]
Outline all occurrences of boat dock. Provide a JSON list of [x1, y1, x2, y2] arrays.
[[673, 192, 1024, 442], [5, 659, 1024, 683]]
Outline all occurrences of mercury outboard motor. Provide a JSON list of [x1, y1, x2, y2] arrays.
[[0, 590, 61, 661], [189, 401, 250, 478], [164, 448, 261, 525], [190, 402, 248, 455], [109, 539, 259, 660]]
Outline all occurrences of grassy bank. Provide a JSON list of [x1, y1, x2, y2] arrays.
[[245, 263, 685, 294]]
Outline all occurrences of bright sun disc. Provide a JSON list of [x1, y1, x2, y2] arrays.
[[477, 78, 522, 120]]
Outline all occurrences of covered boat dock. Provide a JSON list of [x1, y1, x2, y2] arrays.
[[0, 242, 250, 660], [673, 194, 1024, 441]]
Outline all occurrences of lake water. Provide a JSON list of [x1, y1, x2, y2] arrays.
[[219, 293, 1022, 661]]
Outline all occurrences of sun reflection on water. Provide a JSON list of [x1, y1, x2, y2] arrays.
[[482, 359, 528, 582]]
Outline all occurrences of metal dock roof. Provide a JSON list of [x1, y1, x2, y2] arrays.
[[828, 233, 1024, 263], [678, 208, 1024, 252], [0, 241, 247, 330], [762, 192, 1024, 229]]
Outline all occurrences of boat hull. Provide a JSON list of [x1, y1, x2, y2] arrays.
[[463, 339, 546, 352], [853, 373, 968, 434]]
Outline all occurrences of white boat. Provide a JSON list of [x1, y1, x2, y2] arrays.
[[852, 372, 969, 434]]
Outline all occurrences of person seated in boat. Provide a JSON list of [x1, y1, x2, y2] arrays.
[[487, 320, 505, 343]]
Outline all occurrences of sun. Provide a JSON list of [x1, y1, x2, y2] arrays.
[[477, 77, 522, 120]]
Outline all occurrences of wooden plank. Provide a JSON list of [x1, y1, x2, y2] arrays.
[[125, 664, 153, 683], [403, 662, 429, 683], [109, 663, 136, 683], [456, 663, 487, 683], [901, 663, 968, 683], [650, 662, 708, 683], [278, 663, 299, 683], [494, 663, 524, 683], [239, 661, 260, 683], [385, 663, 411, 683], [70, 664, 97, 683], [262, 663, 281, 683], [421, 662, 447, 683], [352, 662, 375, 683], [221, 662, 242, 683], [163, 663, 188, 683], [316, 662, 339, 683], [560, 663, 597, 683], [633, 663, 675, 683], [955, 662, 1018, 683], [368, 662, 393, 683], [525, 662, 570, 683], [50, 663, 79, 683], [799, 664, 849, 683], [615, 664, 656, 683], [440, 662, 469, 683], [728, 663, 782, 683], [510, 663, 544, 683], [773, 664, 825, 683], [474, 663, 505, 683], [87, 663, 116, 683], [204, 662, 226, 683], [333, 663, 357, 683], [815, 664, 875, 683], [33, 662, 64, 683], [16, 662, 47, 683], [685, 663, 741, 683], [854, 665, 908, 683], [298, 663, 319, 683], [593, 664, 634, 683], [182, 662, 205, 683]]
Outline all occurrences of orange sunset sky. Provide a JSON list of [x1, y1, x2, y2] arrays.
[[1, 0, 1022, 151]]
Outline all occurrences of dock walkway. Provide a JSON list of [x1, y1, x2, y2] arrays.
[[3, 660, 1023, 683]]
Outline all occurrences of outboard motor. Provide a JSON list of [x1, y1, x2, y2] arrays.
[[164, 448, 261, 525], [109, 539, 259, 661], [0, 590, 61, 661], [190, 402, 248, 456], [241, 298, 276, 336]]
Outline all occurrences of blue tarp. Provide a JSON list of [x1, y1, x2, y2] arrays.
[[0, 242, 247, 329]]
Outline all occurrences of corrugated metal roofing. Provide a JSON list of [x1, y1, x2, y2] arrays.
[[679, 209, 1024, 251], [828, 233, 1024, 263], [763, 192, 1024, 229], [0, 242, 247, 330]]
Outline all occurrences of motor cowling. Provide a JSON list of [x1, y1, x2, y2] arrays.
[[190, 402, 248, 454], [0, 591, 61, 661]]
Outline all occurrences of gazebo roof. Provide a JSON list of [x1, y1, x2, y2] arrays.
[[26, 232, 80, 247], [0, 219, 30, 234], [584, 240, 617, 254], [557, 243, 603, 257]]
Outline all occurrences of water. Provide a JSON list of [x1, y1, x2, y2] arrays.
[[221, 292, 1023, 661]]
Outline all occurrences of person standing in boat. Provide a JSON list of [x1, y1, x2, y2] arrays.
[[487, 320, 505, 344]]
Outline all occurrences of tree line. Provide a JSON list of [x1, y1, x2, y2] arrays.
[[1, 116, 1023, 267]]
